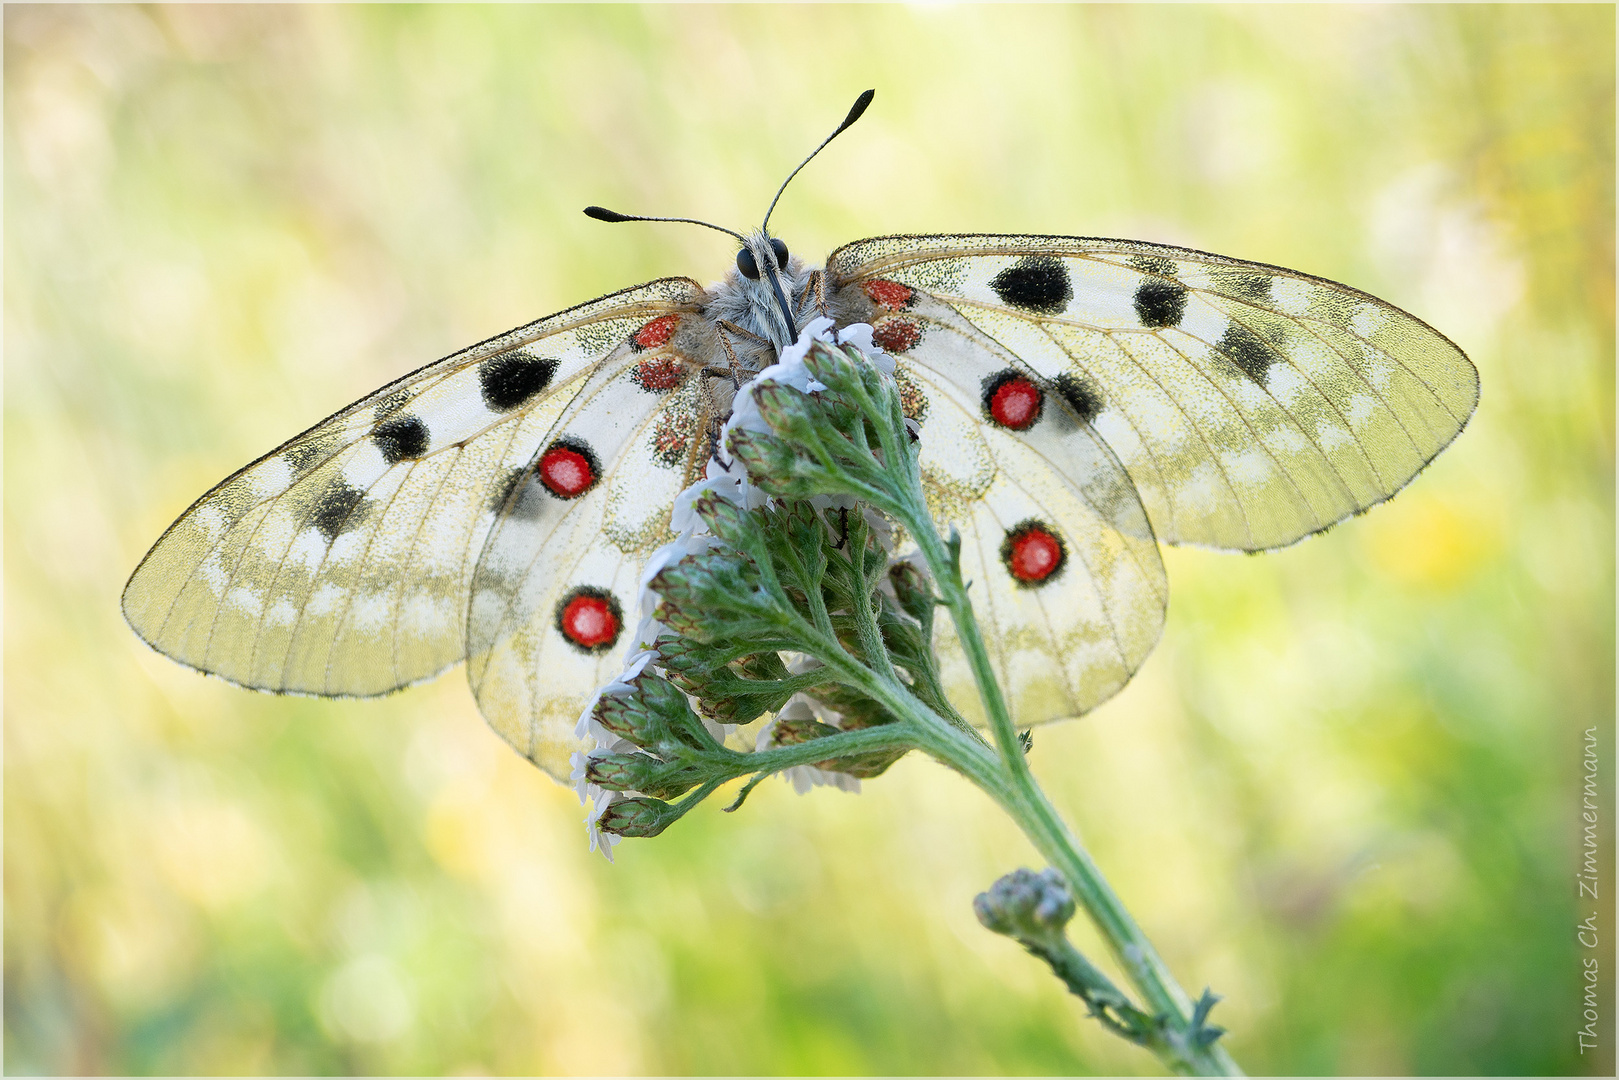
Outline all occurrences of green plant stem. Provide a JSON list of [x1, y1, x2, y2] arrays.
[[730, 720, 918, 774], [836, 363, 1241, 1074], [815, 629, 1239, 1076], [740, 345, 1241, 1073], [906, 523, 1240, 1076]]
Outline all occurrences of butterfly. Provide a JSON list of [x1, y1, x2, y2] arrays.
[[123, 91, 1479, 781]]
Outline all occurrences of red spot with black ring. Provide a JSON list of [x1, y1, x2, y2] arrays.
[[556, 586, 623, 652], [537, 437, 600, 499], [1001, 520, 1066, 587], [983, 369, 1045, 431]]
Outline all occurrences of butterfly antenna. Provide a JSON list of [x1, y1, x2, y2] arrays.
[[583, 206, 747, 242], [760, 89, 875, 233]]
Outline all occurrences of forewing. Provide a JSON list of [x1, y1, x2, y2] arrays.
[[466, 330, 718, 779], [122, 278, 704, 696], [828, 235, 1479, 551]]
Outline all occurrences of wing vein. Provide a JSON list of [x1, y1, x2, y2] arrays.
[[1157, 325, 1351, 525]]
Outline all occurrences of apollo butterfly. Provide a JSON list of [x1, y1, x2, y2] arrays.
[[122, 91, 1479, 780]]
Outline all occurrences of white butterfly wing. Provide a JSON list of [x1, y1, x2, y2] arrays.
[[821, 234, 1477, 725], [896, 349, 1168, 727], [467, 327, 720, 778], [828, 235, 1479, 551], [122, 278, 704, 697]]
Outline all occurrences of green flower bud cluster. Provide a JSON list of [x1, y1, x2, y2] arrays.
[[726, 337, 914, 515], [973, 867, 1077, 939], [573, 652, 734, 856], [974, 868, 1226, 1058], [642, 491, 930, 789], [572, 329, 958, 856]]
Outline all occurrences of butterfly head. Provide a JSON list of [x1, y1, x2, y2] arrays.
[[735, 235, 790, 283], [732, 229, 801, 350], [584, 90, 875, 360]]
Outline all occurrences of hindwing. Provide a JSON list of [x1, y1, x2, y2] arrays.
[[467, 322, 722, 777], [898, 351, 1168, 726]]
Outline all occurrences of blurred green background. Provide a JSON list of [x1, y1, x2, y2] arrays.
[[6, 4, 1613, 1075]]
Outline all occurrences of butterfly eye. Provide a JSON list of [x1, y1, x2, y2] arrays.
[[770, 238, 789, 268], [736, 247, 760, 280]]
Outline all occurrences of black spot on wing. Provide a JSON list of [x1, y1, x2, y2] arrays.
[[283, 438, 334, 478], [491, 468, 549, 522], [1053, 372, 1104, 424], [1221, 271, 1274, 304], [373, 389, 411, 419], [1134, 277, 1188, 328], [373, 415, 429, 463], [1218, 323, 1276, 386], [311, 480, 366, 542], [489, 467, 526, 513], [480, 351, 558, 411], [990, 256, 1073, 316], [1129, 254, 1177, 278]]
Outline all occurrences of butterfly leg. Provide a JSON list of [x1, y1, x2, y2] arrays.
[[799, 269, 831, 323], [715, 319, 775, 378], [704, 419, 735, 473], [833, 505, 851, 550]]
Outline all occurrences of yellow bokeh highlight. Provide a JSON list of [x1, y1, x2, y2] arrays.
[[1360, 491, 1504, 591]]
